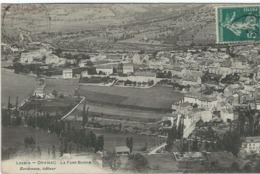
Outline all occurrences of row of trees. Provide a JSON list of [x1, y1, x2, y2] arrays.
[[236, 107, 260, 137], [61, 126, 104, 154], [165, 121, 184, 152], [165, 121, 242, 156], [103, 152, 149, 172], [201, 160, 260, 173]]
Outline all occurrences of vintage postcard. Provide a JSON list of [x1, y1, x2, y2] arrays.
[[1, 3, 260, 174]]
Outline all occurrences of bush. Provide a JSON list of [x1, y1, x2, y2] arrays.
[[124, 153, 149, 172], [52, 90, 58, 97]]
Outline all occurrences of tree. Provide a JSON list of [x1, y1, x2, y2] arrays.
[[24, 137, 35, 149], [177, 117, 184, 139], [205, 141, 210, 151], [89, 131, 97, 148], [222, 131, 242, 156], [126, 137, 130, 149], [86, 61, 94, 67], [13, 62, 23, 74], [152, 51, 158, 58], [165, 125, 177, 152], [55, 48, 62, 56], [95, 135, 104, 152], [37, 146, 42, 157], [52, 145, 56, 159], [125, 153, 149, 173], [82, 99, 88, 128], [230, 162, 240, 172], [15, 96, 18, 110], [126, 137, 133, 153], [103, 152, 121, 171], [254, 160, 260, 173], [242, 162, 252, 173], [52, 90, 58, 97], [8, 96, 11, 109], [191, 138, 198, 151], [129, 137, 133, 153], [59, 93, 65, 98]]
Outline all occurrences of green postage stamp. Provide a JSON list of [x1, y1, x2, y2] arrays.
[[216, 6, 260, 43]]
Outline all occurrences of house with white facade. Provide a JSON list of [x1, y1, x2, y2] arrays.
[[123, 64, 134, 74], [132, 53, 142, 65], [183, 93, 218, 109], [220, 108, 235, 122], [63, 69, 73, 79], [96, 65, 114, 75], [33, 87, 45, 98], [20, 53, 34, 64], [241, 137, 260, 154]]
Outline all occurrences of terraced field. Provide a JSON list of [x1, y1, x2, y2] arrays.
[[77, 85, 183, 111]]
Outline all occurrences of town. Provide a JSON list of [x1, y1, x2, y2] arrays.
[[1, 3, 260, 173]]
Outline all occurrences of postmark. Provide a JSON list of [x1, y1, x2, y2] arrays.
[[216, 5, 260, 44], [1, 4, 51, 44]]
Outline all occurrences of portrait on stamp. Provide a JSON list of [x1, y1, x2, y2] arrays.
[[217, 6, 260, 43]]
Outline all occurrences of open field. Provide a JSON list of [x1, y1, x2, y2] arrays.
[[92, 129, 165, 152], [1, 70, 39, 107], [45, 78, 79, 96], [147, 154, 179, 173], [2, 126, 60, 151], [21, 97, 81, 115], [77, 85, 183, 111], [65, 101, 175, 122]]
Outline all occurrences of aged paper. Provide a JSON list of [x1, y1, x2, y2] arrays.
[[1, 3, 260, 173]]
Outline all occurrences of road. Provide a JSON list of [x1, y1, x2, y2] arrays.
[[147, 142, 166, 155]]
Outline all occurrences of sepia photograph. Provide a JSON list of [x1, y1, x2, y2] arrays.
[[1, 3, 260, 173]]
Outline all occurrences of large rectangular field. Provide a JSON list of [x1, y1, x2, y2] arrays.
[[2, 126, 60, 151], [65, 101, 176, 122], [1, 70, 39, 107], [77, 85, 183, 111], [45, 78, 79, 96], [92, 129, 165, 152]]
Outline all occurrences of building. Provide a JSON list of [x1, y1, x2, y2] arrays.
[[181, 76, 202, 86], [123, 64, 134, 74], [183, 93, 218, 109], [114, 146, 130, 156], [220, 108, 235, 122], [20, 53, 33, 64], [241, 136, 260, 154], [166, 67, 186, 77], [33, 88, 45, 98], [132, 53, 142, 65], [45, 54, 66, 66], [63, 69, 73, 79], [134, 70, 156, 78], [95, 65, 114, 75]]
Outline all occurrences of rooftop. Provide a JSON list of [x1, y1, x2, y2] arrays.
[[114, 146, 130, 152], [63, 69, 73, 73], [244, 136, 260, 143]]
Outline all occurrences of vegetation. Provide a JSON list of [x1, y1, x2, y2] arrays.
[[220, 73, 240, 84], [165, 125, 177, 152], [124, 153, 150, 173], [103, 152, 121, 171], [126, 137, 134, 153]]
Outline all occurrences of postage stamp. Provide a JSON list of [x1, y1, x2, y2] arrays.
[[216, 5, 260, 43]]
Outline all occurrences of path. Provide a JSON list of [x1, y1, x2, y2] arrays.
[[147, 142, 166, 155]]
